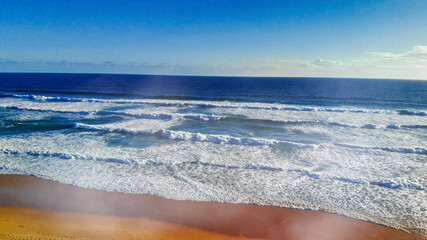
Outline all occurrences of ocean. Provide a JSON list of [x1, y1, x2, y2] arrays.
[[0, 73, 426, 235]]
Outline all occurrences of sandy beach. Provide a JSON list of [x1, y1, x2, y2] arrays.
[[0, 206, 253, 240], [0, 174, 423, 240]]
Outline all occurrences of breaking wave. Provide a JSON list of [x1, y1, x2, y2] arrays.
[[74, 122, 314, 148], [9, 94, 426, 116], [335, 143, 427, 155]]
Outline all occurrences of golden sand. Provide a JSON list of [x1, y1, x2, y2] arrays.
[[0, 206, 255, 240]]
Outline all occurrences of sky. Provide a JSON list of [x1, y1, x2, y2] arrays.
[[1, 0, 426, 80]]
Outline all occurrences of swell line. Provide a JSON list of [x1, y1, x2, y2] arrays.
[[74, 122, 426, 155], [2, 105, 426, 131], [8, 94, 427, 116], [74, 122, 314, 148], [5, 90, 250, 102]]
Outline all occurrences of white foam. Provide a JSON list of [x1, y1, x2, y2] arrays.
[[182, 114, 224, 121], [1, 148, 134, 164], [75, 119, 178, 134], [75, 121, 314, 148], [0, 97, 111, 113], [336, 143, 427, 155], [208, 107, 427, 132]]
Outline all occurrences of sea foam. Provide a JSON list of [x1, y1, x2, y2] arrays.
[[75, 122, 314, 148]]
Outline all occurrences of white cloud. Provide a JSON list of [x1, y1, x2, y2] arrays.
[[311, 59, 343, 68], [366, 46, 427, 62]]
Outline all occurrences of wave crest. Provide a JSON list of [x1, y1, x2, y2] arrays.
[[75, 122, 314, 148]]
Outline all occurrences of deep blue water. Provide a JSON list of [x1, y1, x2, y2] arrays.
[[0, 73, 426, 109]]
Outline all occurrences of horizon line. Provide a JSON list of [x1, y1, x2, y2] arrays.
[[1, 71, 426, 82]]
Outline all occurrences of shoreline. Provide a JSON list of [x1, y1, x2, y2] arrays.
[[0, 174, 424, 239]]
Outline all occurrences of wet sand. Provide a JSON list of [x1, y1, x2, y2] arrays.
[[0, 174, 423, 240]]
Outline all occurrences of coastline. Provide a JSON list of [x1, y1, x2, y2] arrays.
[[0, 174, 424, 240]]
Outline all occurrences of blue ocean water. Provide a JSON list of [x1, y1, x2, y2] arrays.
[[0, 73, 426, 235]]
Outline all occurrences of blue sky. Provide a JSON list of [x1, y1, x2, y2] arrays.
[[1, 0, 426, 79]]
